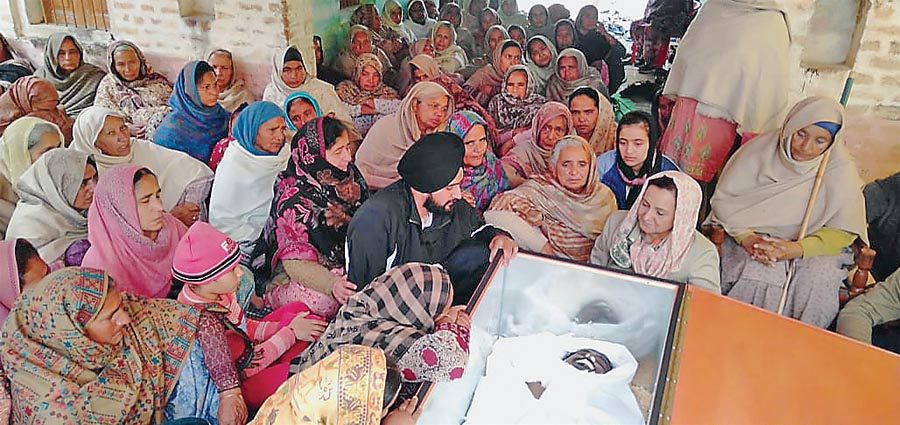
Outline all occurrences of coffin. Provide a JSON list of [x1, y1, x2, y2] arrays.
[[416, 253, 900, 424]]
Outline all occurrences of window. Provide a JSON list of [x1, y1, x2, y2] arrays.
[[39, 0, 110, 31], [801, 0, 871, 69]]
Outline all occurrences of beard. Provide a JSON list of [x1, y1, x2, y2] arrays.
[[424, 195, 456, 215]]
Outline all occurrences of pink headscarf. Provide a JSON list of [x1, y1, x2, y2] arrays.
[[81, 164, 187, 298], [0, 240, 18, 324]]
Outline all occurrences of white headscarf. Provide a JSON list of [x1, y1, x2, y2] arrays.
[[68, 106, 213, 211], [262, 46, 353, 125]]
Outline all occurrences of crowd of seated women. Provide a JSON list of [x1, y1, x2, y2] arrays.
[[0, 0, 895, 423]]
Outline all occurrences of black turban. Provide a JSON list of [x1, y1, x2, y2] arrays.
[[398, 132, 465, 193]]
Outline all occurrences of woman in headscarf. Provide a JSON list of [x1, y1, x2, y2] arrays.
[[598, 111, 679, 210], [382, 0, 417, 46], [545, 48, 608, 103], [262, 46, 352, 125], [501, 101, 572, 188], [525, 35, 558, 95], [568, 86, 617, 155], [154, 60, 230, 163], [498, 0, 527, 27], [94, 41, 173, 139], [465, 38, 522, 107], [397, 39, 437, 94], [207, 48, 256, 112], [356, 81, 454, 189], [708, 97, 867, 328], [406, 0, 438, 40], [575, 5, 626, 94], [476, 22, 508, 63], [432, 20, 469, 74], [486, 135, 616, 262], [591, 171, 720, 292], [660, 0, 791, 197], [403, 54, 500, 145], [336, 53, 402, 137], [464, 0, 488, 34], [553, 18, 577, 51], [0, 32, 34, 86], [81, 164, 187, 298], [292, 263, 471, 385], [259, 117, 369, 318], [440, 2, 478, 64], [351, 3, 408, 66], [251, 345, 406, 425], [548, 3, 571, 22], [284, 91, 323, 132], [210, 101, 290, 252], [487, 64, 544, 153], [0, 117, 64, 238], [526, 4, 554, 39], [652, 88, 675, 139], [35, 32, 106, 117], [70, 106, 214, 226], [0, 239, 49, 325], [448, 110, 507, 211], [1, 267, 247, 424], [0, 76, 74, 142], [6, 149, 96, 264], [333, 25, 395, 84], [508, 24, 527, 49]]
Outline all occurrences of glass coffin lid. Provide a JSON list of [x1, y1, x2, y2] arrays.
[[418, 253, 682, 424]]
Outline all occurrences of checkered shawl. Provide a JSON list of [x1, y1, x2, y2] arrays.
[[0, 267, 200, 424], [291, 263, 451, 375]]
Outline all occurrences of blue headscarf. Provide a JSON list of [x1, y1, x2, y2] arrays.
[[447, 110, 509, 211], [153, 60, 230, 162], [283, 91, 322, 131], [233, 101, 284, 156], [813, 121, 841, 138]]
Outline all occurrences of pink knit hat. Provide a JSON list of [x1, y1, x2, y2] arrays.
[[172, 222, 242, 286]]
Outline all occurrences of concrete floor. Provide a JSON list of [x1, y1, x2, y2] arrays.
[[842, 112, 900, 184]]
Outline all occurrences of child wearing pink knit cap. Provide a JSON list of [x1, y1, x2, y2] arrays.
[[173, 222, 327, 409]]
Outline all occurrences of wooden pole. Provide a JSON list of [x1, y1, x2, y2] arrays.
[[777, 75, 854, 315]]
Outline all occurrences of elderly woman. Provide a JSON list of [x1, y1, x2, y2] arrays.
[[351, 3, 408, 65], [440, 2, 478, 64], [508, 24, 527, 49], [568, 86, 616, 154], [407, 0, 438, 40], [0, 32, 34, 85], [210, 101, 290, 252], [553, 18, 578, 51], [208, 48, 256, 112], [94, 41, 173, 139], [292, 263, 471, 385], [526, 4, 554, 39], [487, 64, 544, 153], [478, 24, 509, 65], [259, 117, 369, 318], [81, 164, 188, 298], [382, 0, 417, 45], [1, 267, 249, 424], [598, 111, 679, 210], [432, 21, 469, 74], [708, 97, 868, 328], [35, 33, 106, 117], [154, 60, 230, 162], [591, 171, 721, 292], [525, 35, 558, 95], [333, 25, 395, 83], [336, 53, 402, 136], [473, 8, 502, 58], [251, 345, 407, 425], [0, 117, 63, 237], [501, 101, 572, 188], [70, 106, 213, 226], [0, 76, 73, 142], [545, 48, 608, 103], [487, 135, 616, 262], [6, 149, 95, 265], [263, 46, 352, 125], [356, 81, 454, 189], [449, 110, 507, 211], [465, 39, 523, 107], [398, 40, 436, 95]]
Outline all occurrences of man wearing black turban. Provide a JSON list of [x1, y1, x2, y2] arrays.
[[345, 132, 517, 304]]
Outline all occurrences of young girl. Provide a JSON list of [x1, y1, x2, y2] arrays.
[[173, 222, 328, 409]]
